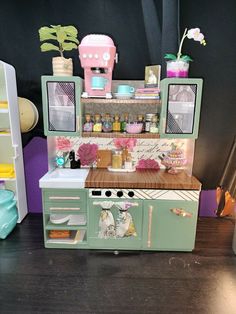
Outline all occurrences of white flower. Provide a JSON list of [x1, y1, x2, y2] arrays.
[[187, 28, 204, 42]]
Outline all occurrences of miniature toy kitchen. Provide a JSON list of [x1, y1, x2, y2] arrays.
[[39, 34, 203, 252]]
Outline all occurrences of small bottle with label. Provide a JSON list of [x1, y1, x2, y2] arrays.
[[137, 114, 144, 132], [124, 153, 133, 170], [150, 114, 159, 133], [93, 114, 102, 132], [121, 113, 129, 132], [112, 114, 121, 132], [102, 113, 113, 132], [83, 114, 94, 132]]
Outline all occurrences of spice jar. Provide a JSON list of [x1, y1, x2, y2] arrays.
[[149, 114, 159, 133], [112, 114, 121, 132], [112, 149, 123, 169], [121, 113, 129, 132], [93, 114, 102, 132], [145, 113, 156, 132], [83, 114, 94, 132], [102, 113, 113, 132], [137, 114, 144, 132]]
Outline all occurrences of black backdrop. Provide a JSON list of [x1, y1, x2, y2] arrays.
[[0, 0, 235, 189]]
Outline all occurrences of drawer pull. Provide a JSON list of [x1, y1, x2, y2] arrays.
[[170, 208, 192, 218], [49, 196, 81, 200], [147, 205, 153, 248], [49, 207, 81, 211]]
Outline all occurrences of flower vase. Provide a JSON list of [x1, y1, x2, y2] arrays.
[[166, 60, 189, 78]]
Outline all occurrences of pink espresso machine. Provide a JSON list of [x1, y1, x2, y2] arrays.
[[78, 34, 118, 98]]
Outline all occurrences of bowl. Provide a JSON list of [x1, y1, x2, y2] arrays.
[[126, 123, 143, 134]]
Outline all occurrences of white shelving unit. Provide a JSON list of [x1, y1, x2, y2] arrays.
[[0, 60, 27, 222]]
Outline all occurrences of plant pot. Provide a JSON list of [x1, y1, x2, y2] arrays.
[[52, 57, 73, 76], [166, 60, 189, 78]]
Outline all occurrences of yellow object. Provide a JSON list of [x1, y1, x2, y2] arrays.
[[0, 101, 8, 109], [112, 150, 122, 169], [18, 97, 39, 133], [0, 164, 15, 178]]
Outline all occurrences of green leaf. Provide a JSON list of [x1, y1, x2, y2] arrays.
[[180, 55, 193, 62], [66, 36, 79, 44], [40, 43, 59, 52], [62, 42, 78, 51], [57, 29, 67, 44], [39, 32, 57, 42], [164, 53, 177, 60], [62, 26, 78, 37], [38, 26, 57, 36]]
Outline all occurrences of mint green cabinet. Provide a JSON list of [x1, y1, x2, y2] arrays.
[[42, 188, 89, 249], [160, 78, 203, 139], [142, 199, 199, 251], [88, 199, 143, 250], [41, 76, 82, 136]]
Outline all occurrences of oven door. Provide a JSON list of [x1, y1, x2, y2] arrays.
[[88, 199, 143, 250]]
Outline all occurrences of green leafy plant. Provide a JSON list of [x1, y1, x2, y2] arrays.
[[38, 25, 79, 58], [164, 27, 206, 62]]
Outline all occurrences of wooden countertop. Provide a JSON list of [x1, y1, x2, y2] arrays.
[[85, 169, 201, 190]]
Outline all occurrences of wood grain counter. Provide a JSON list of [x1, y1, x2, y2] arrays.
[[85, 169, 201, 190]]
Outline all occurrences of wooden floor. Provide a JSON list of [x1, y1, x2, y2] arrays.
[[0, 214, 236, 314]]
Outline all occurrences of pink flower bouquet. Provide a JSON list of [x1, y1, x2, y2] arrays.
[[136, 158, 160, 170], [77, 143, 98, 166], [56, 137, 72, 152], [113, 138, 137, 151]]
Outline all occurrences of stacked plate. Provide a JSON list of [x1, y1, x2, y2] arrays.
[[113, 92, 134, 99]]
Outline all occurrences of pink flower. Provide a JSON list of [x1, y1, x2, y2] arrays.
[[136, 158, 160, 170], [113, 138, 137, 151], [56, 137, 72, 152], [77, 143, 98, 166]]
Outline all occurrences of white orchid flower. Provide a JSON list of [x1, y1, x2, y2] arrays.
[[187, 28, 204, 42]]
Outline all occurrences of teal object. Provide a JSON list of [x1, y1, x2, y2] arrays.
[[0, 190, 18, 239]]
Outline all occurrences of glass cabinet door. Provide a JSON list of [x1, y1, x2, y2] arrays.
[[41, 76, 82, 136], [160, 78, 203, 139]]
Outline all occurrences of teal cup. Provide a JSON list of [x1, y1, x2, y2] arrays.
[[117, 85, 135, 94], [91, 76, 108, 89]]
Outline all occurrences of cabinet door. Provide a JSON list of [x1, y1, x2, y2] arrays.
[[41, 76, 82, 136], [142, 199, 199, 251], [159, 78, 203, 139], [88, 199, 143, 250]]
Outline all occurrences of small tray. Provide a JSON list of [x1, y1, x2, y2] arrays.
[[107, 166, 136, 173]]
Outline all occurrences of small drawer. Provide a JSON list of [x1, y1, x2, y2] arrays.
[[43, 189, 87, 204], [44, 201, 87, 213]]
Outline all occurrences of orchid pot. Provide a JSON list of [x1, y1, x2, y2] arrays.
[[165, 27, 206, 78], [166, 60, 189, 78]]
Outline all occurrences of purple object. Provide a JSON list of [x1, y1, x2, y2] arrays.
[[199, 190, 217, 217], [23, 137, 48, 213]]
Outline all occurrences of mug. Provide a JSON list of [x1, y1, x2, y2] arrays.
[[117, 85, 135, 94], [91, 76, 108, 89]]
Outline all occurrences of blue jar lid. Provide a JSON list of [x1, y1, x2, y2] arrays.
[[0, 190, 15, 204]]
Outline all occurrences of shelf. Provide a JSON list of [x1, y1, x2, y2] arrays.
[[0, 177, 16, 181], [82, 132, 160, 138], [46, 223, 87, 230], [0, 132, 11, 137], [0, 108, 9, 113], [81, 98, 160, 105]]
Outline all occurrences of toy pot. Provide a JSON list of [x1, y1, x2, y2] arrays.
[[52, 57, 73, 76], [166, 60, 189, 78]]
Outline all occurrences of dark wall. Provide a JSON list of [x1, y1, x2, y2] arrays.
[[180, 0, 236, 188], [0, 0, 235, 189]]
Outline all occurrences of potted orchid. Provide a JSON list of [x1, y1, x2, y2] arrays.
[[164, 27, 206, 78]]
